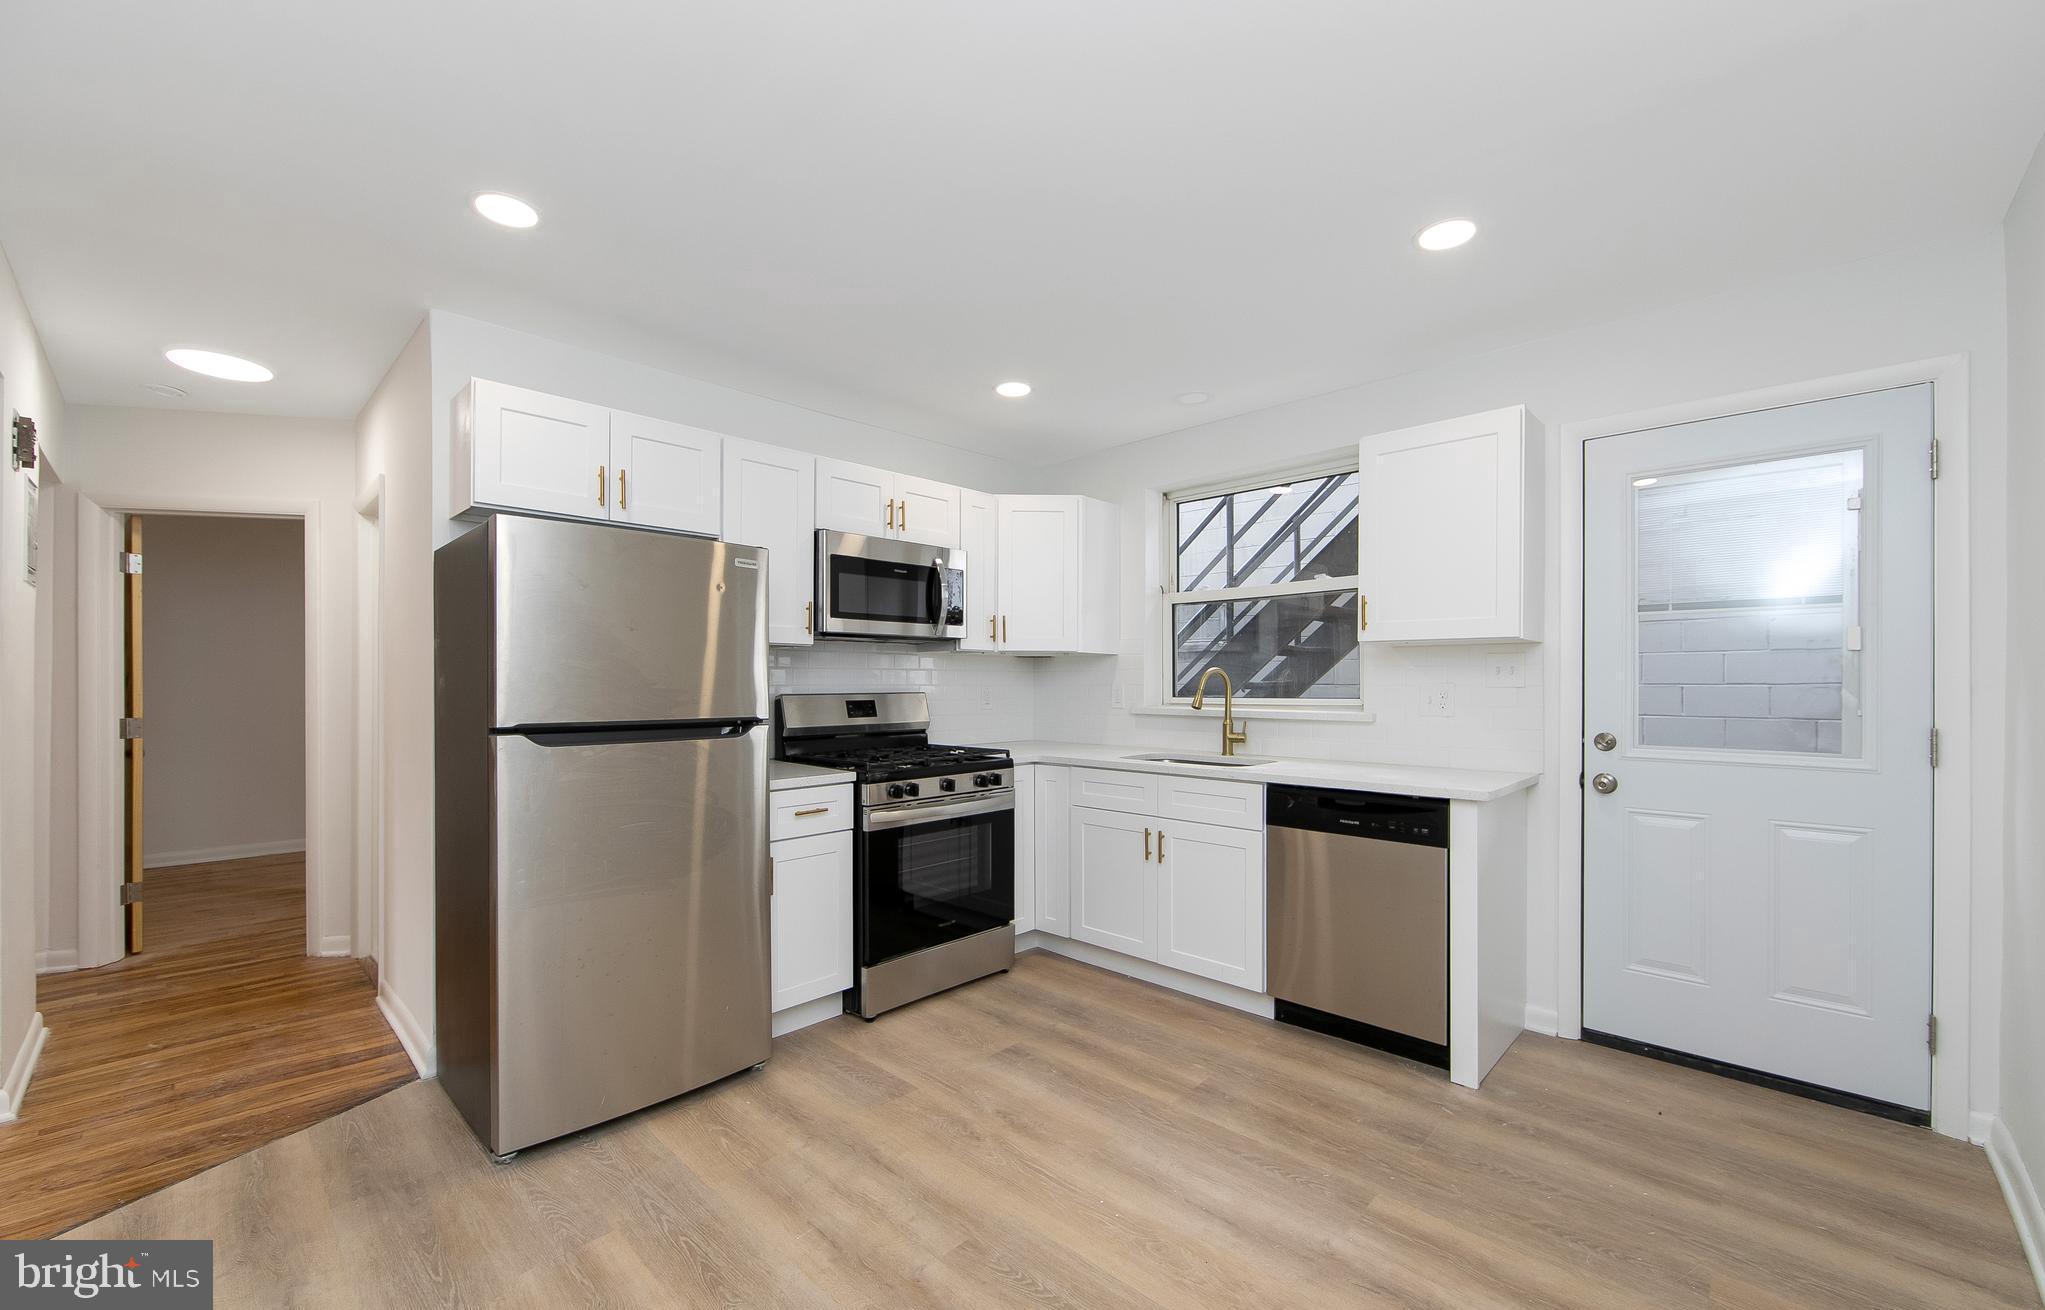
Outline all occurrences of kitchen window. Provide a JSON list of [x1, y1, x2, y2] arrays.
[[1163, 464, 1361, 705]]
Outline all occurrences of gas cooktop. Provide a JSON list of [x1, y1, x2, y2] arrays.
[[774, 691, 1012, 785], [793, 742, 1012, 784]]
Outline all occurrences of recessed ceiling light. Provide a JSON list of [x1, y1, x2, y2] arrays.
[[1633, 477, 1660, 488], [165, 348, 273, 382], [473, 192, 540, 229], [1416, 218, 1477, 252], [141, 382, 188, 399], [994, 381, 1032, 399], [1176, 392, 1212, 405]]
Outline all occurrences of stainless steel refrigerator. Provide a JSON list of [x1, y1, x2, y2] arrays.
[[435, 514, 771, 1157]]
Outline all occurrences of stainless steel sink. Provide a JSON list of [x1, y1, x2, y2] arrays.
[[1123, 752, 1275, 769]]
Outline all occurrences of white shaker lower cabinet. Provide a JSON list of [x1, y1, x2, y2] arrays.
[[1070, 807, 1157, 958], [1356, 404, 1542, 643], [769, 786, 854, 1014], [1154, 819, 1264, 991], [610, 409, 721, 537], [454, 379, 611, 521], [723, 437, 817, 646], [1032, 766, 1073, 936]]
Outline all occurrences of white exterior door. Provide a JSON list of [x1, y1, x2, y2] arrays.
[[1070, 807, 1156, 958], [1582, 384, 1934, 1111], [469, 380, 611, 520], [611, 411, 721, 536], [1154, 819, 1264, 990], [723, 438, 816, 646], [816, 458, 895, 538]]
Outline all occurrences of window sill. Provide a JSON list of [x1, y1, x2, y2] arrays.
[[1132, 703, 1378, 725]]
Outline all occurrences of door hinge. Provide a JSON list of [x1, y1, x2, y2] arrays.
[[1929, 727, 1940, 768], [119, 551, 144, 574], [1927, 1014, 1938, 1055], [119, 716, 144, 740], [119, 883, 144, 907], [1929, 439, 1941, 480]]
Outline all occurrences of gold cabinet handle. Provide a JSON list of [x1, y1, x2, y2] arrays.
[[887, 498, 896, 530], [1157, 831, 1165, 863], [1144, 827, 1152, 861], [618, 467, 627, 510], [988, 615, 997, 641], [598, 464, 607, 507], [793, 806, 830, 818], [900, 500, 907, 532], [805, 600, 813, 636], [1002, 615, 1008, 643], [1359, 593, 1368, 633]]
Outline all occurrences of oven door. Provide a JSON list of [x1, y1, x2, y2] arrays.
[[858, 794, 1015, 966], [816, 530, 964, 640]]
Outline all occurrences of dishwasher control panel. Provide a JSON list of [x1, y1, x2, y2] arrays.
[[1266, 787, 1448, 848]]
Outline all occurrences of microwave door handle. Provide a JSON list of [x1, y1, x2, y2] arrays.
[[928, 558, 945, 631]]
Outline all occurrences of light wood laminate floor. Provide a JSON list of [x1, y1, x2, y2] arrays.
[[3, 854, 416, 1239], [74, 950, 2034, 1309]]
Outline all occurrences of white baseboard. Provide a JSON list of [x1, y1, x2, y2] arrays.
[[0, 1013, 50, 1124], [1019, 931, 1276, 1019], [143, 838, 306, 870], [773, 993, 846, 1038], [377, 985, 435, 1080], [1523, 1003, 1560, 1036], [1985, 1116, 2045, 1306], [35, 948, 79, 976], [317, 934, 354, 958]]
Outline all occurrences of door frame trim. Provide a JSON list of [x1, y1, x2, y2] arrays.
[[1555, 355, 1974, 1138], [75, 492, 329, 961]]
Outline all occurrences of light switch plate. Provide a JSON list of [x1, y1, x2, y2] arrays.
[[1485, 648, 1525, 688]]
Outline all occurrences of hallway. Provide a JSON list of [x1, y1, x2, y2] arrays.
[[1, 853, 415, 1238]]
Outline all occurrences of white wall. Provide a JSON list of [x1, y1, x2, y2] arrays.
[[1027, 227, 2011, 1115], [61, 406, 358, 956], [1997, 129, 2045, 1285], [137, 514, 306, 867], [0, 240, 67, 1114], [33, 460, 78, 974]]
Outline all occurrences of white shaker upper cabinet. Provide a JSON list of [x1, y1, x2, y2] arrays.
[[610, 410, 721, 537], [816, 457, 895, 539], [958, 490, 1000, 652], [1357, 405, 1542, 644], [995, 495, 1118, 654], [456, 379, 611, 521], [894, 474, 962, 549], [722, 437, 817, 646]]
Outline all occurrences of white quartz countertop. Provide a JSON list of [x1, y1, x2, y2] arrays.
[[770, 760, 856, 791], [993, 740, 1539, 803]]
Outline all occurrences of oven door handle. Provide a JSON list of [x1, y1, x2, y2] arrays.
[[863, 792, 1015, 830]]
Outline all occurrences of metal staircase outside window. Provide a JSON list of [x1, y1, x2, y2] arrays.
[[1166, 468, 1361, 703]]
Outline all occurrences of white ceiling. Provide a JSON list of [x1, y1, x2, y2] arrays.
[[3, 1, 2042, 466]]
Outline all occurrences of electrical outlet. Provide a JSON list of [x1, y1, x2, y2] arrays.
[[1420, 683, 1454, 718], [1110, 681, 1126, 709], [981, 686, 994, 709], [1485, 648, 1524, 688]]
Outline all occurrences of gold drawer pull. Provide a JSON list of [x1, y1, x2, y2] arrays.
[[1144, 827, 1152, 861], [792, 806, 831, 818], [1157, 831, 1165, 863], [597, 464, 607, 507]]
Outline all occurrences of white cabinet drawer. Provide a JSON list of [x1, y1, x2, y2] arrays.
[[770, 785, 853, 840], [1156, 775, 1263, 832], [1070, 767, 1159, 815]]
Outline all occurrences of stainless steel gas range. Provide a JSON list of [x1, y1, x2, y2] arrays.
[[775, 692, 1014, 1019]]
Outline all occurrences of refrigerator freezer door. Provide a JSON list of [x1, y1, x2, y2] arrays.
[[490, 727, 770, 1152], [490, 515, 768, 729]]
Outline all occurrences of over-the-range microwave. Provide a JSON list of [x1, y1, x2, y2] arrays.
[[813, 529, 966, 642]]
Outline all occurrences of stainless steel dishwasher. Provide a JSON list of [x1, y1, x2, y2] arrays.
[[1267, 787, 1449, 1068]]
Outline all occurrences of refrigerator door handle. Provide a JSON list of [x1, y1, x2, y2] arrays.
[[507, 718, 766, 748]]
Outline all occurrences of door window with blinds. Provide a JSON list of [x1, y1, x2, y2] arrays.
[[1634, 449, 1865, 756], [1165, 465, 1361, 704]]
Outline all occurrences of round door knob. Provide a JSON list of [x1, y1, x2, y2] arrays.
[[1592, 772, 1619, 794], [1593, 732, 1617, 752]]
